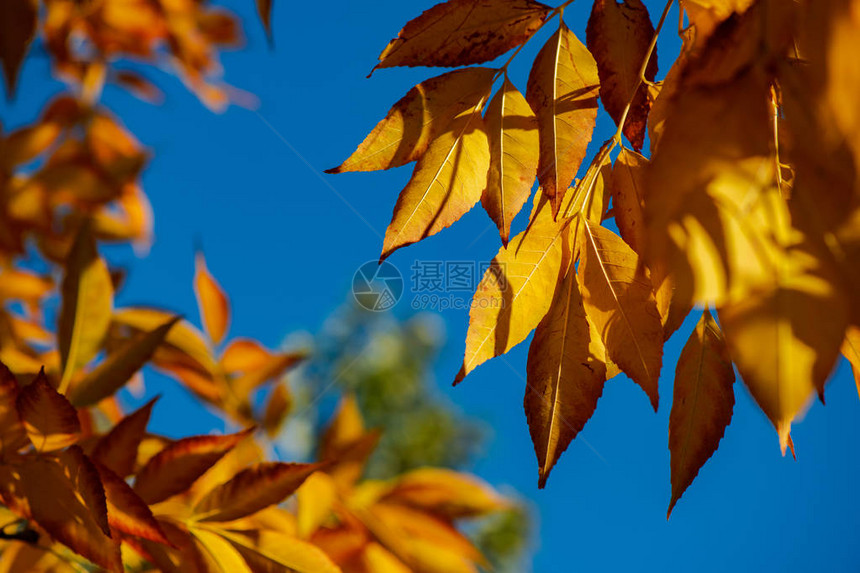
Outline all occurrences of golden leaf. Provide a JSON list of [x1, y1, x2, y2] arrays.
[[482, 77, 539, 246], [296, 471, 337, 538], [586, 0, 656, 151], [667, 310, 734, 517], [525, 264, 606, 487], [578, 221, 663, 409], [219, 528, 342, 573], [15, 368, 80, 452], [383, 467, 507, 518], [381, 97, 491, 259], [58, 223, 114, 392], [526, 20, 599, 216], [220, 338, 273, 373], [373, 0, 550, 71], [194, 252, 230, 346], [190, 527, 253, 573], [327, 68, 496, 174], [842, 326, 860, 401]]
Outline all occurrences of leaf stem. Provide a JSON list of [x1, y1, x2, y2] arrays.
[[612, 0, 674, 144]]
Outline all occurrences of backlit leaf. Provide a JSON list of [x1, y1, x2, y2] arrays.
[[586, 0, 657, 151], [190, 527, 253, 573], [194, 462, 322, 522], [383, 467, 508, 518], [194, 252, 230, 346], [526, 20, 599, 216], [667, 310, 734, 517], [133, 429, 252, 504], [842, 327, 860, 400], [58, 223, 114, 391], [327, 68, 496, 174], [578, 221, 663, 409], [220, 338, 273, 374], [220, 528, 342, 573], [296, 471, 337, 538], [373, 0, 550, 71], [16, 368, 81, 452], [91, 397, 157, 477], [525, 264, 606, 487], [482, 77, 539, 246], [96, 462, 171, 545]]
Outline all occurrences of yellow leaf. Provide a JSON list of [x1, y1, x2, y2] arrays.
[[526, 20, 599, 216], [455, 195, 568, 383], [359, 543, 411, 573], [585, 0, 657, 151], [219, 528, 342, 573], [58, 223, 114, 392], [383, 467, 508, 518], [372, 0, 550, 71], [842, 326, 860, 401], [0, 0, 37, 95], [296, 471, 337, 538], [194, 461, 323, 522], [327, 68, 496, 174], [380, 96, 491, 259], [190, 527, 253, 573], [482, 77, 539, 246], [667, 310, 734, 517], [68, 316, 179, 407], [90, 397, 157, 477], [578, 221, 663, 409], [0, 122, 61, 170], [195, 251, 230, 346], [718, 240, 848, 452], [681, 0, 755, 42], [525, 264, 606, 487], [15, 368, 80, 452], [133, 428, 252, 504], [318, 396, 380, 490], [0, 447, 121, 572]]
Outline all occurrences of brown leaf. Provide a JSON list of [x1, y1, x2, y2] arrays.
[[586, 0, 657, 151], [526, 264, 606, 487], [0, 362, 28, 456], [194, 462, 323, 522], [195, 252, 230, 346], [527, 20, 599, 216], [667, 310, 734, 517], [95, 462, 171, 545], [91, 397, 157, 477], [16, 368, 81, 452], [327, 68, 496, 174], [0, 0, 37, 96], [482, 77, 539, 245], [578, 221, 663, 409], [372, 0, 550, 71], [133, 429, 252, 504]]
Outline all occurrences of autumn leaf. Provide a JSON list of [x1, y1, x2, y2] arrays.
[[220, 338, 274, 373], [586, 0, 657, 151], [96, 461, 171, 545], [194, 462, 323, 522], [327, 67, 496, 174], [578, 221, 663, 409], [718, 240, 848, 452], [0, 0, 37, 95], [219, 528, 342, 573], [190, 526, 253, 573], [15, 367, 81, 452], [527, 19, 599, 216], [58, 223, 114, 392], [256, 0, 274, 41], [0, 447, 121, 571], [69, 316, 179, 407], [296, 471, 337, 538], [0, 362, 28, 455], [232, 351, 305, 398], [262, 383, 292, 437], [195, 251, 230, 346], [133, 429, 253, 504], [842, 327, 860, 401], [526, 263, 606, 487], [381, 96, 491, 259], [372, 0, 550, 72], [482, 76, 539, 246], [455, 195, 569, 383], [667, 310, 734, 517], [91, 397, 158, 477], [383, 467, 508, 518]]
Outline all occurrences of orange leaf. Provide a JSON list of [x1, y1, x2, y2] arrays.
[[96, 461, 171, 545], [194, 462, 323, 522], [526, 20, 599, 216], [0, 447, 121, 571], [327, 67, 496, 174], [667, 310, 735, 517], [133, 429, 252, 504], [220, 338, 273, 373], [15, 367, 81, 452], [232, 351, 305, 397], [91, 397, 157, 477], [372, 0, 550, 71], [383, 468, 508, 518], [585, 0, 657, 151], [194, 251, 230, 346]]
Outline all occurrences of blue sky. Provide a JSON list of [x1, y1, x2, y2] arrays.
[[5, 0, 860, 570]]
